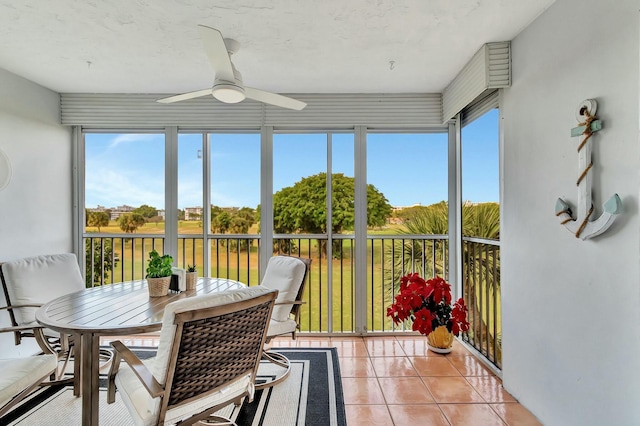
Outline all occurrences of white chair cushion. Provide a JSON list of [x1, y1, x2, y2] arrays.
[[164, 375, 250, 425], [0, 354, 56, 409], [114, 358, 157, 426], [115, 357, 250, 426], [2, 253, 84, 325], [268, 318, 297, 338], [260, 256, 306, 322]]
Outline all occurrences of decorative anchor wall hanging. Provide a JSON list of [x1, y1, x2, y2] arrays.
[[555, 99, 622, 240]]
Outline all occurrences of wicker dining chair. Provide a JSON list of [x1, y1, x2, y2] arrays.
[[256, 255, 311, 390], [0, 253, 111, 393], [107, 285, 277, 426]]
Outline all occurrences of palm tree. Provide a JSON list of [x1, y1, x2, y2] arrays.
[[462, 202, 500, 238], [383, 202, 449, 330], [384, 201, 502, 365], [391, 201, 448, 277]]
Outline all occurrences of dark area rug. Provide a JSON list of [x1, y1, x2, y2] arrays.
[[2, 347, 346, 426]]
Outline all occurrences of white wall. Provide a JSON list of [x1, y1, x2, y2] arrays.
[[0, 68, 72, 356], [501, 0, 640, 424]]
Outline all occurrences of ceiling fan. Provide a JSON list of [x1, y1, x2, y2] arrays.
[[157, 25, 306, 111]]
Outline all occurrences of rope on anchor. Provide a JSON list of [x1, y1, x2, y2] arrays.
[[576, 204, 594, 238], [573, 109, 596, 238], [576, 162, 593, 186], [577, 113, 595, 151], [576, 111, 595, 186], [555, 206, 573, 224]]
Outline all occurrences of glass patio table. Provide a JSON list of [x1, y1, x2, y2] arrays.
[[35, 277, 245, 426]]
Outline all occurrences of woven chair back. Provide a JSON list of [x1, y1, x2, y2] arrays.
[[164, 293, 275, 410]]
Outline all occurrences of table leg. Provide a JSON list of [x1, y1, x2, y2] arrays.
[[73, 335, 81, 396], [80, 332, 100, 425]]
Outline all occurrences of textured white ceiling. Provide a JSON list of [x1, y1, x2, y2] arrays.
[[0, 0, 555, 95]]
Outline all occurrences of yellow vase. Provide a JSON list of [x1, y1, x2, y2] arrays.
[[427, 326, 454, 353]]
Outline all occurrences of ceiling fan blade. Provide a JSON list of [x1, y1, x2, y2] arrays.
[[244, 87, 307, 111], [197, 25, 235, 82], [156, 89, 213, 104]]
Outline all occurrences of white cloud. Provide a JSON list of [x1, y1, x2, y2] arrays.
[[109, 133, 159, 148], [85, 166, 164, 209]]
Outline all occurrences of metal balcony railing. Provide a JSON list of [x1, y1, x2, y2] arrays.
[[370, 235, 449, 333], [461, 236, 501, 368], [83, 232, 501, 368]]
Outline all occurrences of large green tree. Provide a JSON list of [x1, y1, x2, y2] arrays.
[[209, 206, 257, 251], [212, 211, 231, 234], [133, 204, 157, 219], [230, 207, 256, 234], [210, 206, 256, 235], [117, 213, 146, 233], [86, 211, 110, 232], [147, 215, 163, 227], [273, 172, 392, 234]]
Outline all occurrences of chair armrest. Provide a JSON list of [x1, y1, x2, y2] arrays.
[[109, 340, 164, 399], [274, 300, 306, 306], [0, 307, 48, 346], [0, 324, 41, 334], [0, 303, 43, 310]]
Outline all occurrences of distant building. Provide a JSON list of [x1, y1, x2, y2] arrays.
[[184, 207, 203, 221], [87, 205, 108, 213], [391, 203, 422, 212], [387, 217, 404, 225], [108, 205, 135, 220]]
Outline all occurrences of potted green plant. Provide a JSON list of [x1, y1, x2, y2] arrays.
[[386, 273, 469, 353], [146, 249, 173, 297], [185, 264, 198, 290]]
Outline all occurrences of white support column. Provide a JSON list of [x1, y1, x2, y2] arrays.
[[259, 126, 274, 279], [72, 126, 84, 271], [326, 133, 333, 333], [164, 127, 179, 263], [202, 132, 211, 276], [448, 117, 463, 298], [354, 126, 368, 334]]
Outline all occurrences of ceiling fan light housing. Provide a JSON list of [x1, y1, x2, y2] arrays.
[[212, 83, 246, 103]]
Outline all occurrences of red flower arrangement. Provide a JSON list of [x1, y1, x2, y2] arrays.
[[386, 273, 470, 337]]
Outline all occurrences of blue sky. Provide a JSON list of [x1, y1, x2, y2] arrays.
[[84, 109, 498, 210]]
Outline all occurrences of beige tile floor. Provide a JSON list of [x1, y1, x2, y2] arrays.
[[102, 334, 542, 426]]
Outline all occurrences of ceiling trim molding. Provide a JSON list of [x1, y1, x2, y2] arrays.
[[442, 42, 510, 123], [60, 93, 444, 128]]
